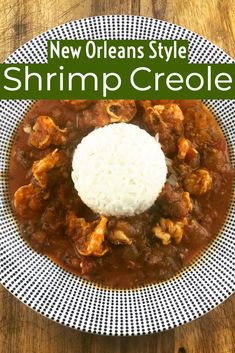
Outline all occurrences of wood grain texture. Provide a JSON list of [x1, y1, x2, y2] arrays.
[[0, 0, 234, 352]]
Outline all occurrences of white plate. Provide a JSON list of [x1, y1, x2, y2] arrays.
[[0, 15, 234, 335]]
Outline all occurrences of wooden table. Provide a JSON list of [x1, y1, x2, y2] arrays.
[[0, 1, 234, 352]]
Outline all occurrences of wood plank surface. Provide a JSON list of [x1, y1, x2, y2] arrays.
[[0, 1, 234, 352]]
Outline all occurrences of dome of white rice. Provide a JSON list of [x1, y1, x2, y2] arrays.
[[72, 123, 167, 217]]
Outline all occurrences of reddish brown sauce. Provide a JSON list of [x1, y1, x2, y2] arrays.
[[9, 99, 233, 288]]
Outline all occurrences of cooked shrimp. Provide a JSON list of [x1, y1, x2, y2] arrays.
[[29, 116, 67, 149], [177, 137, 191, 160], [143, 104, 184, 155], [184, 169, 212, 196], [66, 212, 108, 257], [145, 104, 184, 130], [153, 217, 187, 245], [32, 149, 61, 188], [83, 216, 109, 256], [14, 183, 46, 218], [177, 137, 200, 168], [108, 220, 134, 245]]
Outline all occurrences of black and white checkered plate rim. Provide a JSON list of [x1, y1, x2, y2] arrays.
[[0, 16, 234, 336]]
